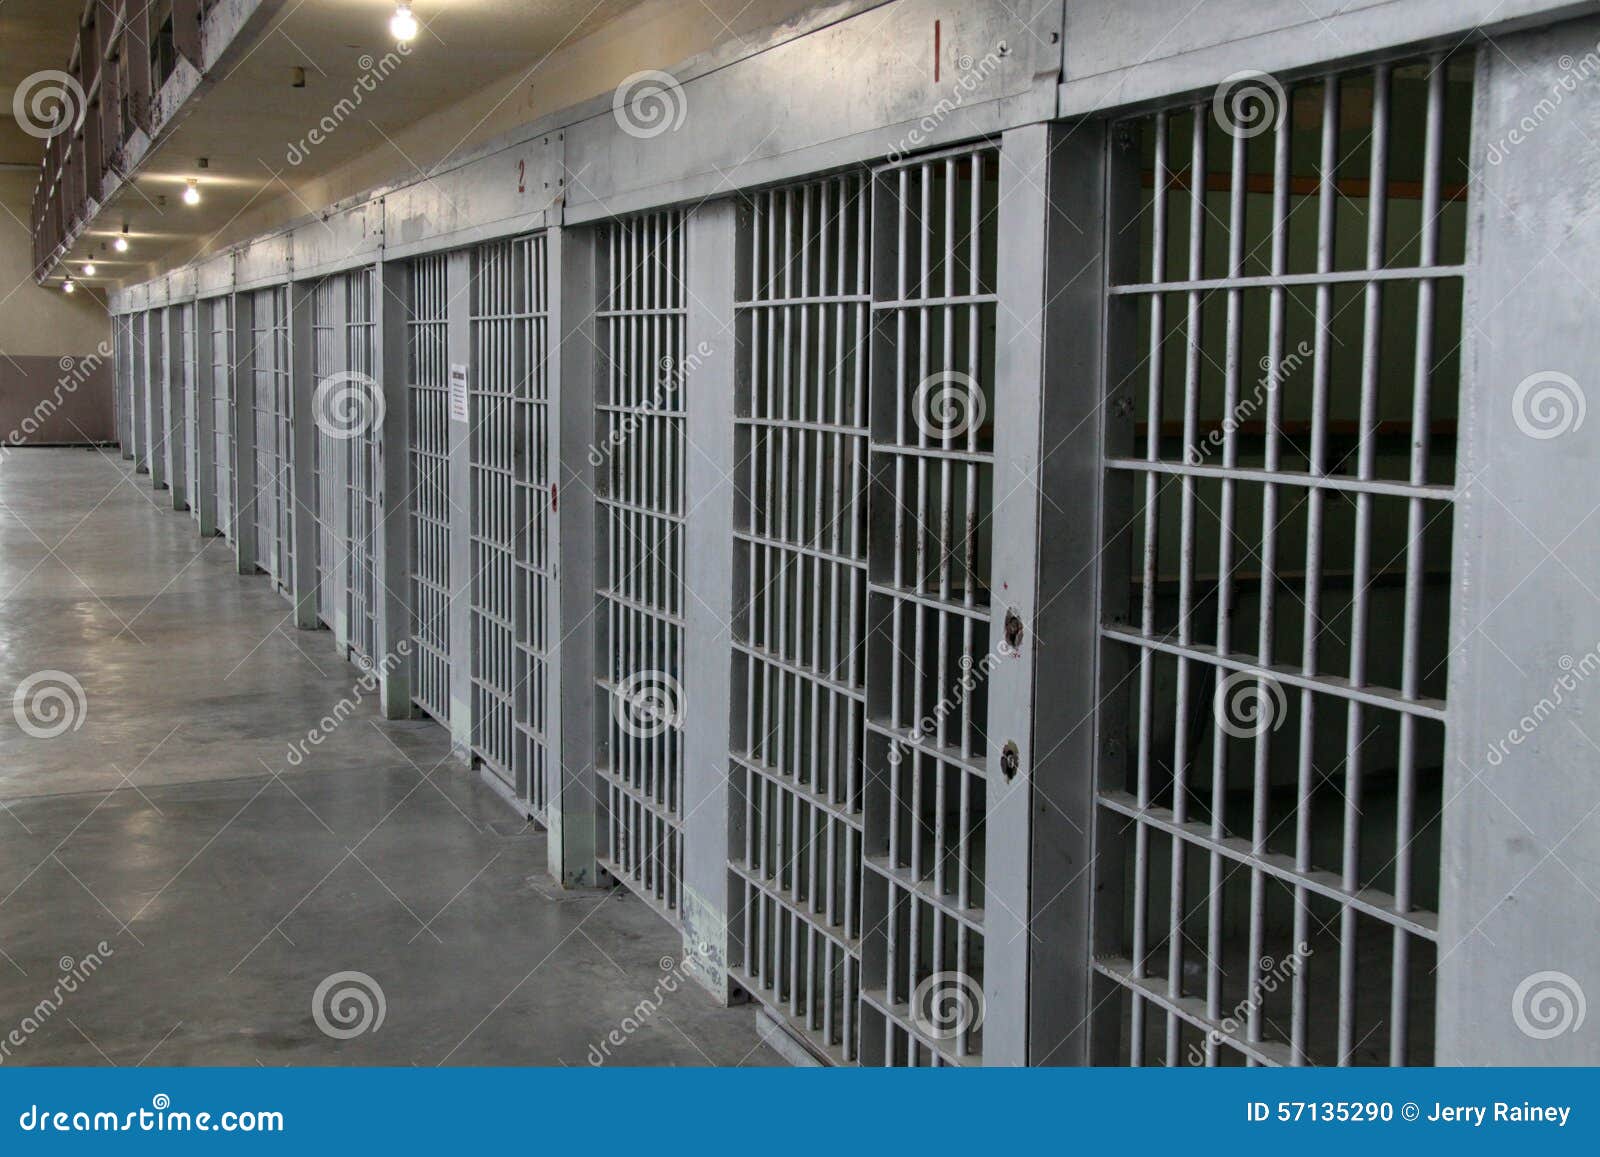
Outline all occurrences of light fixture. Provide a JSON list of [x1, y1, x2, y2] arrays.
[[390, 2, 417, 42], [183, 178, 201, 206], [114, 224, 129, 252], [82, 262, 96, 276], [63, 278, 75, 294]]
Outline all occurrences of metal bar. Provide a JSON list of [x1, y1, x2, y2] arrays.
[[1107, 264, 1466, 294]]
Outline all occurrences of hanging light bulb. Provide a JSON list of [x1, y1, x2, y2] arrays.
[[83, 262, 96, 276], [183, 178, 201, 206], [390, 3, 417, 42], [114, 234, 129, 252], [63, 278, 75, 294]]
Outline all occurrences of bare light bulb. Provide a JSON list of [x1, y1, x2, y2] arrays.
[[114, 236, 129, 253], [83, 262, 96, 276], [63, 278, 75, 294], [183, 179, 201, 206], [390, 3, 417, 42]]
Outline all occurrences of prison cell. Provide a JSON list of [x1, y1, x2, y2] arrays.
[[407, 254, 452, 725], [160, 308, 187, 510], [251, 287, 295, 595], [1090, 54, 1468, 1067], [311, 269, 381, 662], [345, 269, 381, 666], [147, 311, 169, 489], [209, 296, 234, 542], [859, 145, 1001, 1067], [178, 303, 200, 530], [130, 313, 149, 475], [313, 277, 343, 627], [595, 211, 688, 921], [465, 235, 553, 811], [114, 316, 135, 462], [730, 173, 872, 1063]]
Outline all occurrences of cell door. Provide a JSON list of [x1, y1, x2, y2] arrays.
[[252, 287, 294, 594], [132, 312, 149, 474], [730, 173, 872, 1063], [469, 234, 554, 815], [114, 317, 134, 458], [1088, 56, 1470, 1066], [596, 211, 687, 923], [345, 269, 380, 664], [210, 297, 234, 541], [311, 267, 380, 662], [179, 304, 201, 529], [727, 146, 1005, 1067], [313, 277, 344, 627], [407, 254, 451, 724], [144, 310, 166, 487]]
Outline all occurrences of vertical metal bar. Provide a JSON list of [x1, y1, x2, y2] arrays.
[[1294, 74, 1340, 1065], [1166, 106, 1206, 1066], [1253, 93, 1292, 1059], [1391, 55, 1446, 1067]]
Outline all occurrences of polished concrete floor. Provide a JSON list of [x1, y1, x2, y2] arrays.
[[0, 448, 777, 1066]]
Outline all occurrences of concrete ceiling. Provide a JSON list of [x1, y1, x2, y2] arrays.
[[10, 0, 647, 287]]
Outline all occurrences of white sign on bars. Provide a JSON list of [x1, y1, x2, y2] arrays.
[[449, 364, 469, 423]]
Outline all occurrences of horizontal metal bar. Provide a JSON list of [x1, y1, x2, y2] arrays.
[[731, 966, 855, 1067], [867, 583, 991, 623], [595, 768, 682, 824], [731, 750, 864, 832], [1105, 457, 1456, 502], [730, 860, 862, 951], [597, 495, 686, 523], [858, 989, 980, 1067], [1096, 792, 1440, 939], [735, 530, 867, 572], [1092, 958, 1298, 1066], [1109, 263, 1469, 296], [872, 442, 992, 466], [594, 593, 687, 630], [863, 855, 985, 933], [736, 294, 873, 309], [864, 717, 989, 780], [1099, 625, 1447, 721], [741, 415, 869, 437], [734, 641, 866, 705], [872, 293, 998, 311]]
